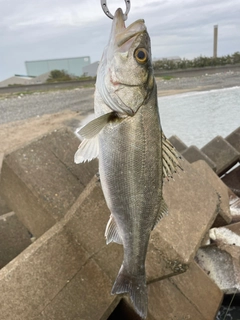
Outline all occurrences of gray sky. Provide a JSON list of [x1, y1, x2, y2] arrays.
[[1, 0, 239, 81]]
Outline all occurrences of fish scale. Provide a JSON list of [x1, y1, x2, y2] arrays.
[[74, 7, 181, 319]]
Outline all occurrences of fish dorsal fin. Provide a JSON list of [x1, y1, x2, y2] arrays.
[[152, 197, 168, 230], [162, 132, 183, 179], [74, 136, 99, 164], [105, 215, 123, 245], [78, 112, 116, 139]]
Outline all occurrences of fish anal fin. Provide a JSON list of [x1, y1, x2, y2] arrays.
[[112, 265, 148, 319], [78, 112, 117, 139], [74, 136, 99, 164], [105, 215, 123, 245], [152, 197, 168, 230]]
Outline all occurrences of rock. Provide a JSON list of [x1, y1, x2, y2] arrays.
[[0, 128, 98, 237], [182, 145, 216, 171], [168, 135, 188, 153], [201, 136, 239, 176], [209, 222, 240, 246], [196, 244, 240, 294], [191, 160, 232, 227]]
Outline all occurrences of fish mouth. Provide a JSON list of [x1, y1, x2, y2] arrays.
[[112, 8, 146, 49]]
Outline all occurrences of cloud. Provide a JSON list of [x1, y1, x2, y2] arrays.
[[1, 0, 240, 81]]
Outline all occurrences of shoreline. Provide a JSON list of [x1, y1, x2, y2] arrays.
[[156, 70, 240, 96], [157, 84, 240, 97], [0, 70, 239, 154]]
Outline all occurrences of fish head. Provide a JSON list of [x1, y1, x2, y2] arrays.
[[98, 8, 154, 116]]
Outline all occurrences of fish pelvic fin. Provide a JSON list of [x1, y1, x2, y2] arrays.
[[162, 132, 183, 180], [74, 136, 99, 163], [105, 214, 123, 245], [152, 196, 168, 230], [112, 265, 148, 319]]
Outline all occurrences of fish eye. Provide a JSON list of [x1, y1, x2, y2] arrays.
[[134, 48, 148, 64]]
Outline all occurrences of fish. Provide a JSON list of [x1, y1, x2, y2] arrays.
[[74, 8, 181, 319]]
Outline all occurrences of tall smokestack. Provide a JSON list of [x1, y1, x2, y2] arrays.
[[213, 25, 218, 58]]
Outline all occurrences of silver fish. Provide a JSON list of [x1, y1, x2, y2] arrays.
[[75, 8, 180, 319]]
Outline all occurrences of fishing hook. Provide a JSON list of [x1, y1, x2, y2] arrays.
[[101, 0, 131, 21]]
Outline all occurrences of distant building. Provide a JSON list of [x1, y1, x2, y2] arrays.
[[0, 75, 33, 87], [82, 61, 99, 77], [25, 56, 91, 77], [0, 72, 52, 88]]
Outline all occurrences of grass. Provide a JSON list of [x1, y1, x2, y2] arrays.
[[161, 75, 174, 80]]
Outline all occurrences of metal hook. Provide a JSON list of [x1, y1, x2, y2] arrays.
[[101, 0, 131, 21]]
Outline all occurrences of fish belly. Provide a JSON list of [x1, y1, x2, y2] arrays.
[[99, 99, 163, 271]]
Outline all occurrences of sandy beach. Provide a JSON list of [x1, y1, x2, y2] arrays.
[[0, 69, 239, 155]]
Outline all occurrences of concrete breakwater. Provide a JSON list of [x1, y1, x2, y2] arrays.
[[0, 123, 239, 319]]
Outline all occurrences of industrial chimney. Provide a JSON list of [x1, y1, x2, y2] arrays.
[[213, 25, 218, 58]]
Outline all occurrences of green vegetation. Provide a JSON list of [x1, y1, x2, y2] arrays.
[[161, 75, 174, 80], [46, 70, 96, 83], [46, 70, 76, 82], [153, 51, 240, 71]]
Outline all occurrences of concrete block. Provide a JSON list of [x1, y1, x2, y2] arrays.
[[0, 181, 94, 320], [229, 193, 240, 222], [0, 149, 223, 318], [168, 135, 188, 153], [196, 244, 240, 294], [0, 178, 165, 320], [0, 127, 98, 237], [209, 222, 240, 246], [108, 299, 155, 320], [146, 159, 219, 283], [182, 145, 216, 171], [191, 160, 232, 226], [0, 212, 31, 269], [221, 165, 240, 197], [148, 262, 223, 320], [0, 153, 11, 215], [201, 136, 239, 176], [37, 259, 119, 320], [225, 126, 240, 153]]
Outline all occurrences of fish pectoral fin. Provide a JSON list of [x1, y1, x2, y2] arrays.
[[78, 112, 117, 139], [105, 215, 123, 245], [162, 132, 183, 180], [74, 136, 99, 164], [112, 265, 148, 319], [152, 197, 168, 230]]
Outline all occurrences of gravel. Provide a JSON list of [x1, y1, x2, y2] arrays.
[[0, 71, 240, 125], [0, 87, 94, 125], [156, 70, 240, 91]]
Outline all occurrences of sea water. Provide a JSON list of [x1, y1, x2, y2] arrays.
[[159, 87, 240, 320], [158, 86, 240, 148]]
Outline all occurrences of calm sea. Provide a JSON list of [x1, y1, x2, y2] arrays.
[[159, 87, 240, 320], [158, 86, 240, 148]]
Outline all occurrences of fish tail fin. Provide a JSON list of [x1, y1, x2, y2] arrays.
[[111, 265, 148, 319]]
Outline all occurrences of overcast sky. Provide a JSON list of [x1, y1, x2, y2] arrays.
[[1, 0, 239, 81]]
